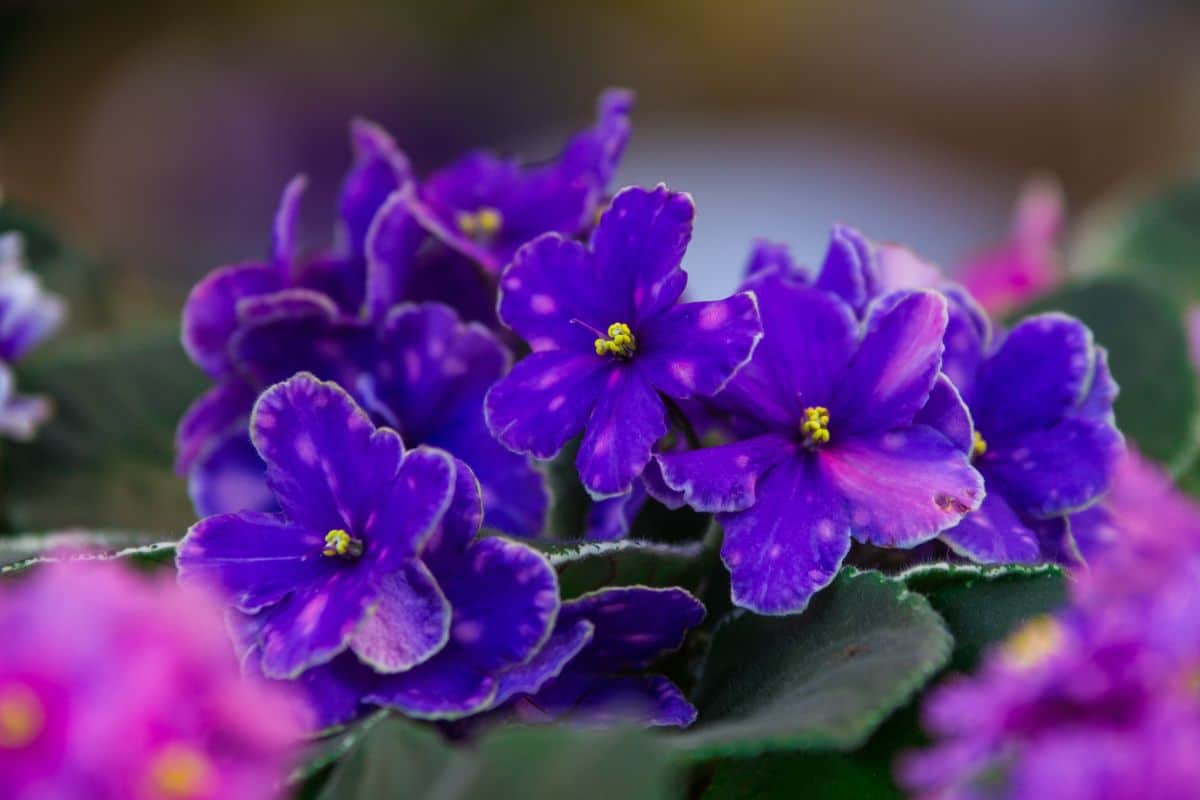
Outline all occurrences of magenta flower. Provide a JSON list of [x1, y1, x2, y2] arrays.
[[0, 560, 302, 800], [485, 184, 763, 499]]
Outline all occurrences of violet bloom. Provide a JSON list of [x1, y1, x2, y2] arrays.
[[657, 277, 984, 614], [0, 560, 302, 800], [409, 89, 633, 275], [485, 184, 763, 499], [179, 373, 558, 728], [0, 233, 65, 440]]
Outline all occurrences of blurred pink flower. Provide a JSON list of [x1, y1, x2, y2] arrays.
[[0, 560, 305, 800]]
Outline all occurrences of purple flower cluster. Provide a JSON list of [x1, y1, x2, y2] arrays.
[[0, 560, 302, 800]]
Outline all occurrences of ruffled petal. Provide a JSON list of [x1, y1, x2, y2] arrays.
[[338, 119, 411, 259], [175, 380, 256, 473], [362, 446, 456, 572], [491, 619, 595, 708], [187, 428, 275, 517], [181, 262, 282, 378], [557, 88, 634, 189], [576, 367, 667, 498], [521, 673, 696, 728], [815, 224, 877, 313], [257, 572, 379, 679], [434, 423, 548, 538], [656, 433, 795, 513], [939, 493, 1041, 563], [348, 561, 451, 673], [558, 586, 704, 671], [913, 374, 974, 454], [586, 482, 647, 541]]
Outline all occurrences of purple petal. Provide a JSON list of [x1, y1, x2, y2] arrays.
[[642, 457, 687, 510], [485, 350, 607, 459], [272, 175, 307, 269], [559, 586, 704, 671], [181, 262, 282, 378], [981, 416, 1123, 517], [257, 571, 377, 679], [744, 238, 804, 283], [939, 286, 992, 395], [637, 292, 762, 399], [1065, 505, 1119, 564], [523, 673, 697, 728], [913, 374, 974, 454], [177, 510, 329, 613], [590, 185, 693, 323], [0, 391, 51, 442], [815, 224, 877, 313], [338, 119, 411, 258], [576, 367, 667, 498], [716, 282, 858, 430], [435, 424, 548, 538], [420, 458, 485, 574], [656, 433, 795, 513], [971, 313, 1095, 439], [367, 537, 558, 718], [719, 456, 852, 615], [832, 289, 948, 436], [939, 493, 1041, 563], [362, 446, 457, 572], [821, 425, 984, 548], [363, 191, 428, 320], [0, 250, 65, 362], [348, 561, 451, 673], [287, 653, 373, 731], [492, 619, 595, 707], [1075, 346, 1118, 423], [187, 428, 276, 517], [586, 482, 647, 541], [557, 88, 634, 189], [175, 380, 256, 473], [250, 374, 402, 533]]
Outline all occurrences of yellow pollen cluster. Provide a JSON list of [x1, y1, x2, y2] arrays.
[[595, 322, 636, 358], [323, 529, 362, 558], [0, 684, 43, 749], [456, 206, 503, 240], [972, 431, 988, 458], [1003, 615, 1063, 670], [149, 744, 213, 799], [802, 406, 831, 445]]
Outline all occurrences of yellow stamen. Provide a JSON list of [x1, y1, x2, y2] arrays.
[[0, 684, 43, 748], [322, 529, 363, 559], [149, 744, 213, 799], [801, 406, 831, 446], [594, 322, 636, 358], [972, 431, 988, 458], [456, 206, 503, 240], [1003, 616, 1063, 670]]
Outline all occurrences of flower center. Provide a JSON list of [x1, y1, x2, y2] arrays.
[[972, 430, 988, 459], [322, 529, 364, 559], [801, 406, 831, 447], [456, 206, 503, 241], [149, 744, 213, 799], [594, 322, 637, 358], [0, 683, 43, 748], [1002, 616, 1062, 670]]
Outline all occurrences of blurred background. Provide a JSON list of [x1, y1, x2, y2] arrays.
[[2, 0, 1199, 302]]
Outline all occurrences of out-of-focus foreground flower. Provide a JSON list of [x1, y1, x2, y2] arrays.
[[0, 560, 304, 800]]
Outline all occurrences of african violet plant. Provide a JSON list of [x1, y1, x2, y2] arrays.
[[1, 89, 1198, 800]]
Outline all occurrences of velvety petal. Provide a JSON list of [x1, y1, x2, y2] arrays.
[[981, 416, 1123, 517], [939, 493, 1041, 563], [272, 175, 307, 269], [491, 619, 595, 708], [590, 184, 693, 324], [656, 433, 795, 513], [558, 586, 704, 671], [187, 429, 276, 517], [257, 570, 378, 679], [181, 262, 282, 378], [557, 88, 634, 188], [743, 238, 803, 283], [815, 224, 876, 313], [716, 281, 858, 430], [420, 458, 484, 575], [289, 653, 374, 731], [175, 380, 256, 472], [642, 457, 687, 510], [293, 253, 368, 316], [497, 233, 618, 353], [523, 673, 696, 728], [362, 446, 456, 572], [338, 118, 411, 259], [832, 289, 947, 436], [363, 190, 428, 320], [586, 482, 647, 541], [719, 456, 852, 615], [250, 373, 402, 533], [1065, 505, 1119, 564], [576, 367, 667, 498], [367, 537, 558, 718], [913, 374, 974, 454], [485, 350, 608, 459], [971, 313, 1095, 439], [1074, 346, 1118, 424], [637, 292, 763, 399], [176, 511, 329, 613], [939, 286, 992, 396], [348, 561, 451, 673], [820, 425, 984, 548]]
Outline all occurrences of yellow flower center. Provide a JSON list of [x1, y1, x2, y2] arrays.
[[456, 206, 503, 240], [0, 683, 43, 748], [1003, 615, 1063, 670], [594, 322, 637, 358], [972, 430, 988, 458], [323, 529, 363, 559], [149, 744, 213, 799], [801, 406, 831, 446]]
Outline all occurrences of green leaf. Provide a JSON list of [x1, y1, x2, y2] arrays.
[[1017, 278, 1198, 469], [290, 710, 389, 788], [542, 536, 716, 600], [677, 568, 951, 759], [0, 534, 176, 574], [901, 562, 1067, 671], [2, 323, 206, 533], [318, 717, 678, 800], [702, 749, 903, 800]]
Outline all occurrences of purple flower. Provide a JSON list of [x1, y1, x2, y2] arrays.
[[485, 184, 763, 499], [0, 560, 303, 800], [178, 373, 558, 728], [0, 234, 65, 441], [657, 277, 984, 614], [408, 90, 633, 275]]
